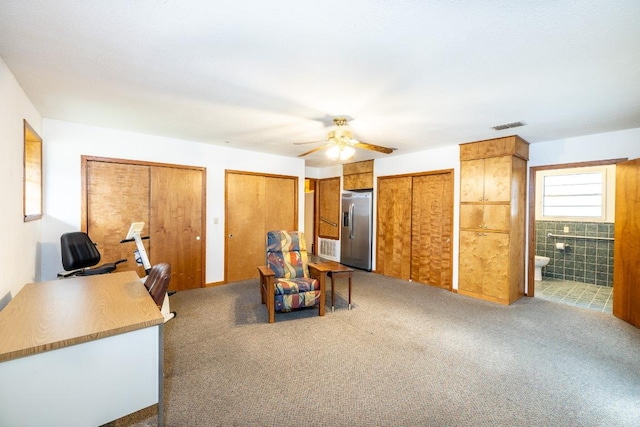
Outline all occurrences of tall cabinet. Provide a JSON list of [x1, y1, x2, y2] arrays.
[[457, 136, 529, 304]]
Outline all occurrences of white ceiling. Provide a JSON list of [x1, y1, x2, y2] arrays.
[[1, 1, 639, 167]]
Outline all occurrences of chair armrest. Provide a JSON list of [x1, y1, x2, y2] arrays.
[[257, 265, 274, 279]]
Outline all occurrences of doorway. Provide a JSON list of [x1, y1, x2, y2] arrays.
[[527, 158, 625, 313]]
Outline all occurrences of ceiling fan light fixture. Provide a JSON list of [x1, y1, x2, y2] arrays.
[[340, 145, 355, 160], [326, 144, 355, 161]]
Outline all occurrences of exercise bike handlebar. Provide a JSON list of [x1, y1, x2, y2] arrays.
[[120, 235, 150, 244]]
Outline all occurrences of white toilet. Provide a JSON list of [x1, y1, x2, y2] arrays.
[[534, 256, 550, 281]]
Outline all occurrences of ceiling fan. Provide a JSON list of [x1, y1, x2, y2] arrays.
[[295, 117, 396, 161]]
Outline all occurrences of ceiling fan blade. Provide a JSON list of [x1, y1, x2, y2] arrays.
[[293, 140, 327, 145], [297, 144, 330, 157], [353, 141, 396, 154]]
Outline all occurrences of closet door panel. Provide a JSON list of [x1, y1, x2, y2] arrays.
[[376, 176, 412, 280], [85, 161, 150, 278], [151, 167, 205, 291], [226, 173, 267, 283], [225, 172, 297, 282], [411, 173, 453, 290], [264, 176, 297, 233]]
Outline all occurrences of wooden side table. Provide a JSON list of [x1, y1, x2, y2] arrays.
[[317, 261, 354, 312]]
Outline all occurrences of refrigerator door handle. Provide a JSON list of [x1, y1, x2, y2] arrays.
[[349, 203, 355, 239]]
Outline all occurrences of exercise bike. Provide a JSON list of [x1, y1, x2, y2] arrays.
[[121, 222, 176, 323]]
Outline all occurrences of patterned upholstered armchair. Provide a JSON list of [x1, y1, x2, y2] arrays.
[[257, 230, 327, 323]]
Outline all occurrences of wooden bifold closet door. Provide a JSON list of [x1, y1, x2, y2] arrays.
[[83, 157, 206, 291], [225, 171, 297, 283], [376, 171, 453, 290]]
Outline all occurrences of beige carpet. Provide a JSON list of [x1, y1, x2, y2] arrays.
[[105, 270, 640, 426]]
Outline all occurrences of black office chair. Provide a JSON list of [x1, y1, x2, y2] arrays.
[[58, 231, 126, 278]]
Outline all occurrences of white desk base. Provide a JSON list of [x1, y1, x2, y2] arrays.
[[0, 325, 162, 426]]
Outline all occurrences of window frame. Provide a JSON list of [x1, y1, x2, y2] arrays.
[[535, 165, 615, 223]]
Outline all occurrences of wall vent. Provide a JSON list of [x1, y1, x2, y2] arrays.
[[318, 238, 339, 261], [491, 121, 525, 131]]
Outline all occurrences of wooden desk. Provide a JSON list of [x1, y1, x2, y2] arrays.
[[316, 261, 354, 312], [0, 271, 164, 427]]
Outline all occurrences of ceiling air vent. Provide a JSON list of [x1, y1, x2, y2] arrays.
[[491, 121, 525, 131]]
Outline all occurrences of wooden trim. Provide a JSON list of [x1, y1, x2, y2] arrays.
[[82, 155, 206, 171], [377, 168, 454, 180], [23, 120, 43, 222], [526, 158, 627, 297]]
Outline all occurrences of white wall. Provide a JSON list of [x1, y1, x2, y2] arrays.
[[529, 127, 640, 166], [0, 57, 42, 307], [41, 119, 307, 283]]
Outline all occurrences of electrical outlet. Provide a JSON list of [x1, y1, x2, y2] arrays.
[[563, 226, 569, 233]]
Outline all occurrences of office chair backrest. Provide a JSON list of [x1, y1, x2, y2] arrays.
[[145, 263, 172, 308], [60, 232, 102, 271]]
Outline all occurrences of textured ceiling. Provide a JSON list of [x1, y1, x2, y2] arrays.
[[1, 1, 639, 167]]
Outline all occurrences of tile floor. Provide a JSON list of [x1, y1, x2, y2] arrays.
[[535, 278, 613, 313]]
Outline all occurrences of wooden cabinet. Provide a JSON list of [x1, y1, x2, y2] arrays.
[[343, 160, 373, 190], [457, 136, 529, 304]]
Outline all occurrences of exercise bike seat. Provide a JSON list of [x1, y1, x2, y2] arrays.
[[58, 231, 126, 278]]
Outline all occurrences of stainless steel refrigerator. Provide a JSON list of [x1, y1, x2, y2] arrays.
[[341, 191, 373, 271]]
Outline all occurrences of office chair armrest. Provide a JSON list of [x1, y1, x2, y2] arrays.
[[57, 269, 84, 278]]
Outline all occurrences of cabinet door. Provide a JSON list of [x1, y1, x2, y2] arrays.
[[458, 230, 483, 294], [459, 231, 509, 299], [460, 204, 510, 231], [461, 157, 512, 203], [480, 232, 510, 299], [460, 159, 485, 202], [483, 156, 512, 202]]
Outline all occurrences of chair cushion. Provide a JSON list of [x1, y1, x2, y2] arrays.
[[266, 230, 307, 253], [274, 277, 319, 295], [266, 230, 310, 279], [267, 251, 307, 279]]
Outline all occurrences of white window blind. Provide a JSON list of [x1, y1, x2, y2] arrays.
[[542, 172, 604, 218]]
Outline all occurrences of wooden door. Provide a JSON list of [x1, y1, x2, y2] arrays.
[[151, 167, 205, 291], [85, 161, 151, 278], [318, 177, 340, 239], [376, 176, 412, 279], [411, 172, 453, 290], [225, 171, 297, 282], [613, 158, 640, 328], [83, 157, 206, 292]]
